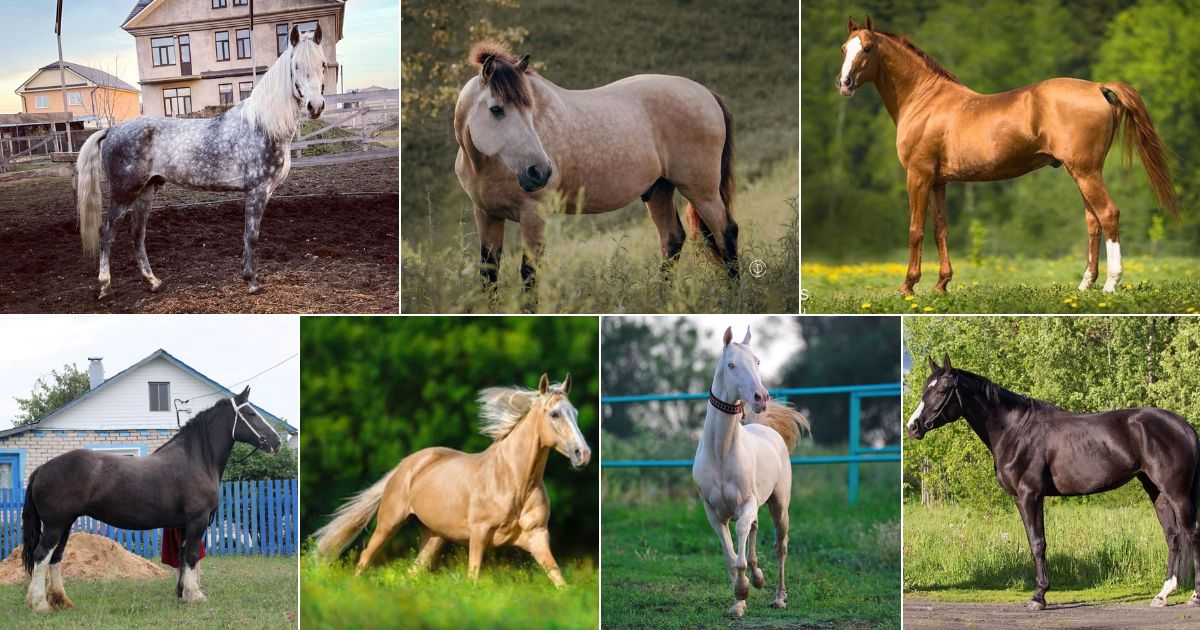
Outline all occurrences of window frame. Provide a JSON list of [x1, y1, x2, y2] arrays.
[[239, 81, 254, 101], [34, 94, 49, 109], [68, 92, 83, 106], [149, 381, 170, 412], [219, 83, 234, 106], [215, 30, 230, 62], [212, 0, 227, 8], [276, 23, 289, 55], [236, 27, 252, 59], [151, 36, 176, 67]]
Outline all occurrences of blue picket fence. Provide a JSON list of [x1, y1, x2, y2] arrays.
[[0, 479, 298, 560]]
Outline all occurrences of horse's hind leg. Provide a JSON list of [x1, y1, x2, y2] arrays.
[[26, 524, 65, 613], [240, 185, 270, 294], [767, 492, 789, 609], [355, 494, 410, 575], [680, 189, 739, 279], [131, 184, 163, 292], [1070, 169, 1122, 292], [643, 179, 685, 272], [97, 203, 126, 300], [1078, 203, 1101, 290], [408, 525, 445, 575], [46, 521, 75, 610], [1140, 474, 1181, 606]]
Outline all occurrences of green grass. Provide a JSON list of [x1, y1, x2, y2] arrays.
[[0, 555, 297, 629], [402, 160, 799, 314], [301, 550, 597, 630], [904, 502, 1193, 606], [802, 256, 1200, 313], [601, 461, 900, 629]]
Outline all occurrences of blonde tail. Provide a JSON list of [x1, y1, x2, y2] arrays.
[[76, 129, 108, 258], [755, 400, 810, 452], [313, 465, 400, 557]]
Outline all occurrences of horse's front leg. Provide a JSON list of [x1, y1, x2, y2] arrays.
[[1016, 492, 1049, 610], [177, 522, 208, 603], [240, 185, 270, 294], [517, 206, 545, 310], [473, 207, 505, 290], [729, 500, 757, 617], [701, 501, 740, 615], [519, 527, 566, 588], [900, 170, 932, 295], [930, 184, 953, 293], [467, 524, 494, 581]]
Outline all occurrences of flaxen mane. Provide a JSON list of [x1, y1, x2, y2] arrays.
[[873, 30, 960, 84], [477, 384, 564, 441], [468, 41, 532, 106]]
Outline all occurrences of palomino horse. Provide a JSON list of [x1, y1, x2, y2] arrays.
[[22, 388, 280, 612], [693, 327, 809, 617], [76, 26, 328, 299], [908, 356, 1200, 610], [837, 16, 1180, 294], [454, 42, 737, 294], [313, 374, 591, 586]]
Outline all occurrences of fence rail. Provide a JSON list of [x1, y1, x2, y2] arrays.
[[602, 384, 902, 503], [0, 479, 298, 560]]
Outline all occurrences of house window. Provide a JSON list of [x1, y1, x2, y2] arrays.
[[276, 24, 289, 54], [149, 382, 170, 411], [239, 81, 254, 100], [234, 0, 247, 5], [215, 30, 230, 62], [219, 83, 234, 105], [162, 87, 192, 116], [236, 28, 251, 59], [68, 92, 83, 106], [297, 21, 319, 37], [87, 446, 143, 457], [212, 0, 227, 8], [0, 460, 12, 490], [35, 95, 49, 109], [152, 36, 176, 66]]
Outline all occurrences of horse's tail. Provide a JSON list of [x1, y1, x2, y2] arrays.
[[1188, 429, 1200, 588], [21, 469, 40, 575], [76, 128, 109, 258], [1101, 81, 1180, 224], [754, 400, 809, 453], [312, 464, 401, 558], [686, 90, 736, 261]]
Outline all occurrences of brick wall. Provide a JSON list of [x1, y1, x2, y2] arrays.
[[0, 428, 176, 488]]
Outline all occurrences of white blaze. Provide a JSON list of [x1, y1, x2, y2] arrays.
[[839, 36, 863, 85], [907, 401, 925, 430]]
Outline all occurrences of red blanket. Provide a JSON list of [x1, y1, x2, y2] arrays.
[[160, 528, 207, 569]]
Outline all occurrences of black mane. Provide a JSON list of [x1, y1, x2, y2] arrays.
[[959, 368, 1065, 414], [153, 398, 230, 454]]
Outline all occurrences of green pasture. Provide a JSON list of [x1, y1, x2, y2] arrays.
[[802, 256, 1200, 313], [0, 555, 297, 630], [300, 550, 597, 630]]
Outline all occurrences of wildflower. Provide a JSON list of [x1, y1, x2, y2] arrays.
[[861, 302, 872, 310], [923, 306, 933, 312]]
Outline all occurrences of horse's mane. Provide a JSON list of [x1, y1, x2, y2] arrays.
[[873, 30, 960, 84], [960, 369, 1065, 414], [468, 41, 532, 107], [153, 398, 228, 454], [237, 35, 323, 140], [476, 384, 564, 441]]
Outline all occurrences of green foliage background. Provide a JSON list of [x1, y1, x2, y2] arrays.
[[300, 316, 599, 559], [903, 316, 1200, 511], [803, 0, 1200, 263]]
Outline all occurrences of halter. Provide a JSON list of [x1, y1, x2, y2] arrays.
[[924, 373, 962, 429], [708, 388, 744, 416], [230, 398, 271, 451]]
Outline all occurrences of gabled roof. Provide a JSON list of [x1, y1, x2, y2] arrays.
[[19, 62, 139, 93], [124, 0, 154, 25], [0, 349, 296, 439]]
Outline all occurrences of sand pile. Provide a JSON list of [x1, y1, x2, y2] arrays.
[[0, 532, 171, 584]]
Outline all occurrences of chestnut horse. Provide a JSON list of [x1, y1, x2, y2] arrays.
[[454, 42, 737, 294], [313, 374, 591, 586], [837, 16, 1180, 294]]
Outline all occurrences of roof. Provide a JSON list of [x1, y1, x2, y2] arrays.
[[124, 0, 153, 25], [0, 113, 72, 127], [30, 62, 139, 93], [0, 349, 296, 439]]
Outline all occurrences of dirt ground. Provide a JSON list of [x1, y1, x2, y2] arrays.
[[0, 157, 398, 313], [905, 598, 1200, 629], [0, 532, 170, 584]]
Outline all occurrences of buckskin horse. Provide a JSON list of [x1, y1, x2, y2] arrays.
[[837, 16, 1180, 294], [454, 41, 737, 294], [908, 356, 1200, 610]]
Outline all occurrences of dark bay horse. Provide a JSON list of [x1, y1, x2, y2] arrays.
[[454, 41, 737, 294], [22, 387, 280, 612], [908, 356, 1200, 610], [838, 16, 1180, 295], [76, 26, 328, 299]]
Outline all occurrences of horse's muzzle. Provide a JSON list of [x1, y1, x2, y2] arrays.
[[307, 100, 325, 119], [836, 74, 857, 97], [570, 445, 591, 470], [518, 163, 552, 192], [906, 424, 926, 441]]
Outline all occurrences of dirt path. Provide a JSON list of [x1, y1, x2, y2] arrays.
[[905, 598, 1200, 629]]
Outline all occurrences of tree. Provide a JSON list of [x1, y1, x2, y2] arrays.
[[222, 426, 298, 481], [13, 364, 90, 426], [90, 56, 136, 128]]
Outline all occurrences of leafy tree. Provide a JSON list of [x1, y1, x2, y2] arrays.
[[222, 427, 298, 481], [13, 364, 90, 426]]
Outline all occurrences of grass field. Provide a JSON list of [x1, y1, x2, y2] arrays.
[[904, 502, 1193, 606], [802, 257, 1200, 313], [0, 555, 297, 629], [301, 550, 598, 630], [601, 459, 900, 629]]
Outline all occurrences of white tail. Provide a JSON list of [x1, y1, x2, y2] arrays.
[[76, 129, 108, 258], [313, 465, 400, 557]]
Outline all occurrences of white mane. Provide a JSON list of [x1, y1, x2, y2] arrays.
[[237, 35, 323, 141], [477, 384, 565, 441]]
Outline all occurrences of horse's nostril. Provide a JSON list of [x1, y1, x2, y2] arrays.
[[528, 165, 541, 181]]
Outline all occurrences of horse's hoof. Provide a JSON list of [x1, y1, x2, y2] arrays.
[[1187, 594, 1200, 607], [770, 598, 787, 609], [49, 592, 74, 610], [1151, 595, 1167, 608], [149, 278, 163, 292], [898, 285, 915, 296], [733, 575, 750, 600], [1027, 599, 1046, 611], [34, 599, 52, 613], [247, 283, 264, 295], [98, 287, 113, 300], [934, 284, 949, 294], [750, 567, 764, 589], [727, 601, 746, 618]]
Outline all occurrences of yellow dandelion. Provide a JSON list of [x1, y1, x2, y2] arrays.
[[923, 306, 934, 312], [911, 303, 919, 309], [904, 295, 915, 302], [861, 302, 872, 310], [1098, 302, 1108, 308]]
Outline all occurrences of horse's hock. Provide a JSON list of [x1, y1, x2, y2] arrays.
[[0, 532, 170, 584]]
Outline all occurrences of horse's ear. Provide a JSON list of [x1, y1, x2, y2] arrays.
[[313, 24, 323, 45], [562, 373, 572, 394], [480, 55, 497, 84], [865, 15, 874, 32], [723, 327, 733, 347], [927, 355, 939, 373], [289, 25, 300, 47], [742, 327, 752, 346], [539, 373, 550, 395], [236, 386, 250, 404], [516, 54, 530, 73], [848, 16, 858, 33], [943, 353, 952, 371]]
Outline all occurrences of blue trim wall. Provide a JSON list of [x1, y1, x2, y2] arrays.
[[0, 448, 27, 494]]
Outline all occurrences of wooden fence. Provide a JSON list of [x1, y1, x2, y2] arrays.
[[0, 479, 298, 560]]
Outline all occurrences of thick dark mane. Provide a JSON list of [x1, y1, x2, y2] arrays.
[[873, 30, 960, 84], [959, 369, 1065, 414], [153, 398, 228, 454], [468, 41, 532, 107]]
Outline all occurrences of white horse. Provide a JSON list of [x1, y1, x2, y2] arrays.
[[692, 327, 808, 617]]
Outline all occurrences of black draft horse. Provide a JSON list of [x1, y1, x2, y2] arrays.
[[907, 356, 1200, 610], [21, 387, 280, 612]]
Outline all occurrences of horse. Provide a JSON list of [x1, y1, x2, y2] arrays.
[[907, 355, 1200, 610], [313, 374, 591, 586], [836, 16, 1180, 295], [22, 387, 281, 612], [692, 327, 809, 617], [75, 25, 328, 299], [453, 41, 738, 296]]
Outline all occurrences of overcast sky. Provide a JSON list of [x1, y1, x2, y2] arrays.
[[0, 315, 299, 431], [0, 0, 398, 112], [612, 316, 804, 384]]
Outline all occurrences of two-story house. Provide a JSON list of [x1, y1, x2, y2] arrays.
[[15, 61, 140, 127], [121, 0, 345, 117]]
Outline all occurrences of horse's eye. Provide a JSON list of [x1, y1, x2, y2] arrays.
[[756, 359, 761, 365], [551, 410, 560, 418], [864, 45, 873, 53], [489, 105, 504, 117], [727, 362, 735, 369]]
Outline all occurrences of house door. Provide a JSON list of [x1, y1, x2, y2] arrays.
[[179, 35, 192, 76], [0, 452, 20, 504]]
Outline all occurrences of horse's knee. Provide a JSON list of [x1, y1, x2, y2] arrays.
[[908, 227, 925, 246]]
